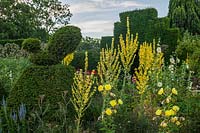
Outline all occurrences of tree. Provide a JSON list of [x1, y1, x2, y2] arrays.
[[168, 0, 200, 34], [29, 0, 72, 33], [0, 0, 72, 40]]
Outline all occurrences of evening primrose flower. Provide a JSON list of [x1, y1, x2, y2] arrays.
[[160, 121, 167, 128], [158, 88, 164, 95], [166, 96, 171, 103], [172, 105, 180, 112], [110, 100, 117, 107], [165, 110, 174, 117], [176, 121, 181, 126], [118, 99, 123, 105], [171, 117, 178, 123], [105, 108, 112, 116], [172, 88, 178, 95], [155, 109, 162, 116], [105, 84, 111, 91], [98, 85, 104, 92]]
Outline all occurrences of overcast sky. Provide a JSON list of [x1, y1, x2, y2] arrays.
[[62, 0, 170, 38]]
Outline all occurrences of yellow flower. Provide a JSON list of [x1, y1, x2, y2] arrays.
[[118, 99, 123, 105], [172, 105, 180, 112], [170, 109, 175, 116], [176, 121, 181, 126], [160, 121, 167, 128], [98, 85, 104, 92], [105, 84, 111, 91], [158, 88, 164, 95], [165, 110, 173, 117], [171, 117, 178, 123], [172, 88, 178, 95], [155, 109, 162, 116], [105, 108, 112, 116], [110, 100, 117, 107]]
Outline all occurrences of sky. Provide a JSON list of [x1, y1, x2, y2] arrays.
[[62, 0, 170, 38]]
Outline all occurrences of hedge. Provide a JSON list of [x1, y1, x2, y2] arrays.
[[7, 64, 75, 121], [0, 39, 24, 47]]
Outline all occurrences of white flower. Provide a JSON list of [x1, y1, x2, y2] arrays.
[[156, 47, 162, 53], [157, 82, 163, 87], [168, 65, 174, 72], [170, 57, 175, 64]]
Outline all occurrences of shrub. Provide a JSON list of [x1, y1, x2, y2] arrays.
[[0, 39, 24, 47], [48, 26, 82, 61], [71, 49, 100, 70], [7, 64, 75, 121], [29, 51, 59, 65], [0, 43, 28, 58], [22, 38, 41, 53]]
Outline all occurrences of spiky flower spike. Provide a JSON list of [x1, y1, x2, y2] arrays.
[[97, 38, 121, 87], [71, 51, 96, 132]]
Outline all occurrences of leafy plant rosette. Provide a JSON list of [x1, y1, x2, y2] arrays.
[[153, 87, 185, 133], [97, 84, 123, 132]]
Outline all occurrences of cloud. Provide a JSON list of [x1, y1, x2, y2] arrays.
[[70, 20, 114, 37], [70, 0, 147, 14]]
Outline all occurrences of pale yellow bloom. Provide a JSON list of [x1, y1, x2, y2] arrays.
[[172, 105, 180, 112], [172, 88, 178, 95], [176, 121, 181, 126], [110, 100, 117, 107], [105, 84, 111, 91], [118, 99, 123, 105], [113, 109, 117, 113], [166, 96, 171, 103], [105, 108, 112, 116], [158, 88, 164, 95], [160, 121, 167, 128], [155, 109, 162, 116], [98, 85, 104, 92], [171, 117, 178, 123]]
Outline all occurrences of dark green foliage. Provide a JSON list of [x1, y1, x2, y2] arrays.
[[22, 38, 41, 53], [71, 50, 100, 70], [100, 36, 113, 49], [115, 8, 158, 43], [176, 32, 200, 74], [161, 28, 180, 62], [0, 39, 24, 47], [29, 51, 59, 65], [48, 26, 82, 61], [168, 0, 200, 34], [76, 37, 100, 51], [7, 64, 75, 121], [0, 81, 7, 100]]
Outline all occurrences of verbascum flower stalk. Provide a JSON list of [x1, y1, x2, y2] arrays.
[[97, 38, 121, 87], [118, 17, 138, 73], [63, 53, 74, 66], [71, 52, 96, 133]]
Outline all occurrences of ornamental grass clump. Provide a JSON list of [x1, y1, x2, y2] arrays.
[[71, 51, 96, 133], [154, 87, 185, 133]]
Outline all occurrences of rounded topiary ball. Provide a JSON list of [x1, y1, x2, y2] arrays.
[[22, 38, 41, 53], [48, 26, 82, 61], [29, 51, 59, 65]]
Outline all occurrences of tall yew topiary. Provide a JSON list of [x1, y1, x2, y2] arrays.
[[48, 26, 82, 61], [8, 25, 82, 122]]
